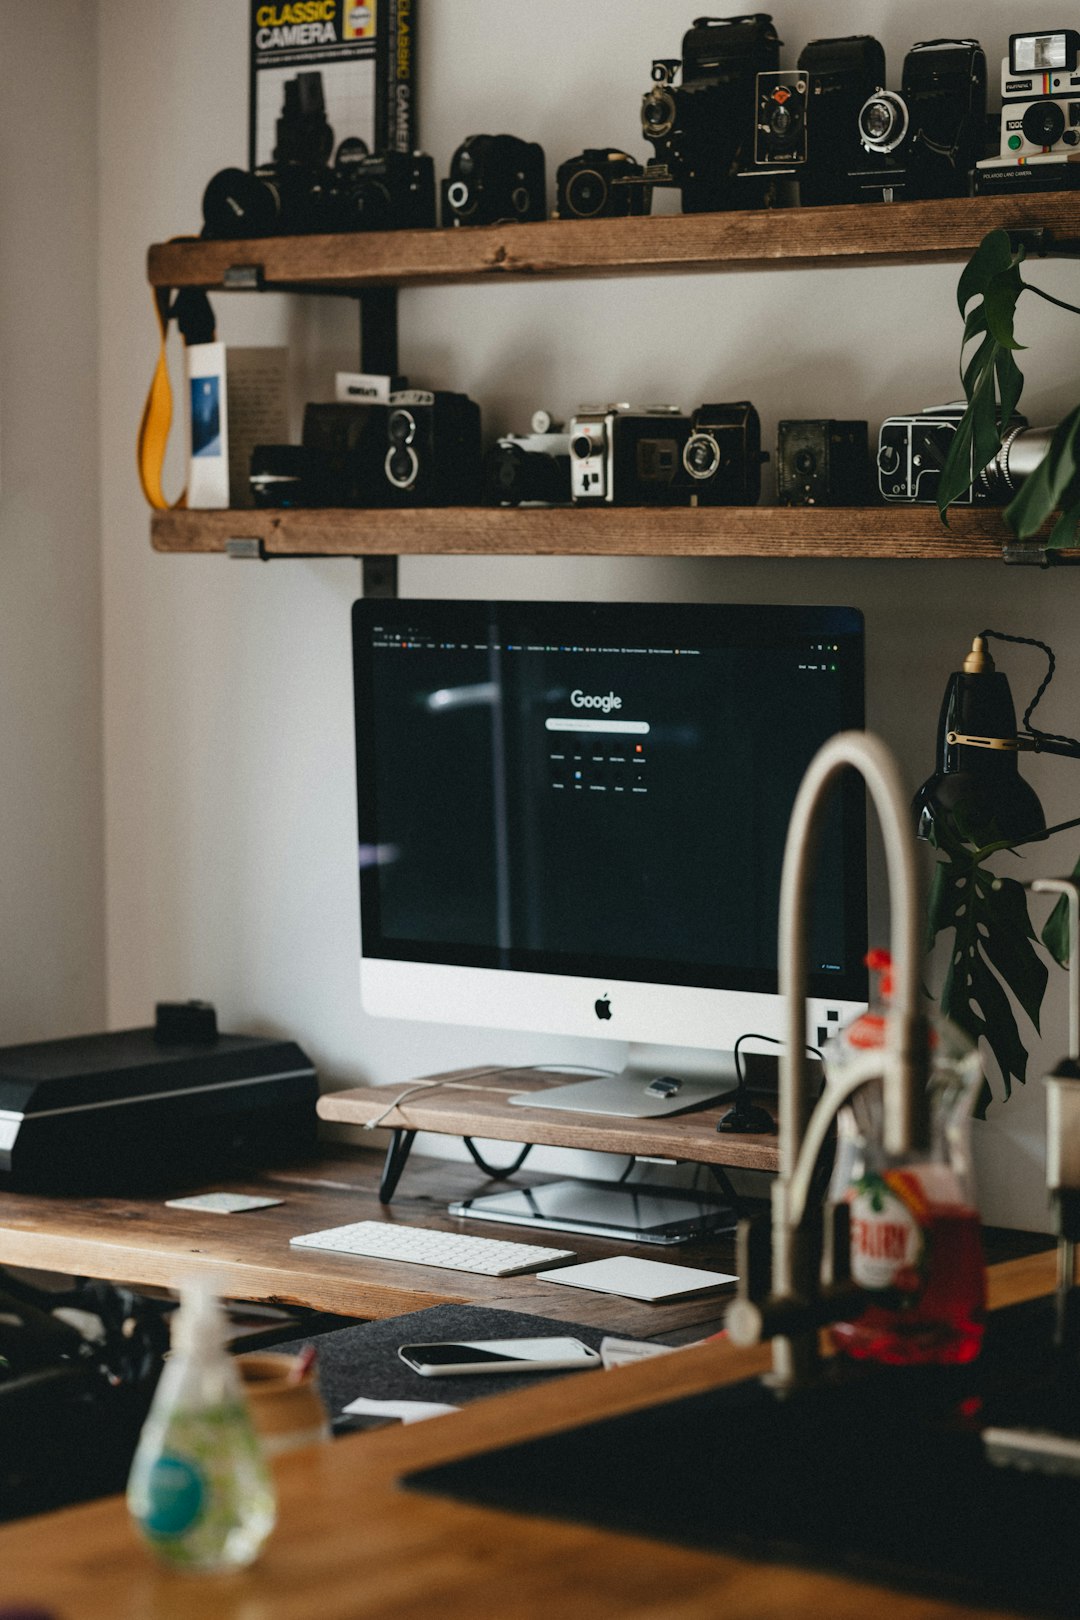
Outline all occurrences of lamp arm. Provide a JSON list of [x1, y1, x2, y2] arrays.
[[970, 810, 1080, 864]]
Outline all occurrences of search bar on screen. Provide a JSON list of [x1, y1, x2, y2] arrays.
[[545, 718, 650, 735]]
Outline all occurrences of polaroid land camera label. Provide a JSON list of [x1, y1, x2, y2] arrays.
[[248, 0, 417, 168], [335, 372, 403, 404]]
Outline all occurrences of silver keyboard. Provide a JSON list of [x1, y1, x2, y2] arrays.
[[289, 1219, 576, 1277]]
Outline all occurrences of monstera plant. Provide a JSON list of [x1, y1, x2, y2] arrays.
[[927, 227, 1080, 1114]]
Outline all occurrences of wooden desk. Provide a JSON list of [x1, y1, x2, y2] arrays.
[[0, 1147, 746, 1340], [0, 1252, 1056, 1620]]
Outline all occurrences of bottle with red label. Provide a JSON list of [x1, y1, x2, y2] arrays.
[[827, 950, 987, 1366]]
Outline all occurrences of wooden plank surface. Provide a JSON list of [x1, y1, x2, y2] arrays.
[[150, 502, 1057, 560], [318, 1069, 781, 1172], [147, 192, 1080, 291], [0, 1149, 743, 1338], [0, 1254, 1056, 1620]]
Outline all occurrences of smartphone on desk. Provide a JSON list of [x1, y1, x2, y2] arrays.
[[397, 1336, 601, 1377]]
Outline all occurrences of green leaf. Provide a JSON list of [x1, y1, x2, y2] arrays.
[[1041, 855, 1080, 967], [995, 347, 1025, 430], [968, 952, 1030, 1100], [957, 229, 1019, 316], [983, 267, 1027, 350], [1005, 403, 1080, 539], [977, 882, 1047, 1034], [1047, 487, 1080, 551]]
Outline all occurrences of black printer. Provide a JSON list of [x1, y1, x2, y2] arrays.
[[0, 1003, 318, 1193]]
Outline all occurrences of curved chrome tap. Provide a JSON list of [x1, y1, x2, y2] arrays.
[[727, 731, 931, 1390]]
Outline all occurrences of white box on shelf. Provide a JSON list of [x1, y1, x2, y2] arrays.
[[187, 343, 288, 509]]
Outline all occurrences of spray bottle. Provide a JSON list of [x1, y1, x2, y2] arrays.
[[127, 1279, 275, 1572]]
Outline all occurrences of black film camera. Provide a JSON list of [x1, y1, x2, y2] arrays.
[[442, 136, 547, 227], [877, 404, 1028, 505], [555, 150, 650, 219], [683, 403, 766, 503], [570, 405, 693, 506], [250, 444, 329, 509], [203, 71, 335, 237], [318, 140, 437, 231], [483, 412, 571, 506], [384, 390, 483, 505], [777, 420, 869, 505], [641, 14, 781, 212], [858, 40, 987, 200], [751, 36, 886, 206], [977, 30, 1080, 194], [302, 401, 392, 506]]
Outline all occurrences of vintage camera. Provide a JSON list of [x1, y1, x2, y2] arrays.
[[202, 71, 335, 237], [977, 31, 1080, 194], [317, 140, 437, 231], [299, 401, 391, 507], [858, 40, 987, 200], [570, 405, 692, 505], [383, 390, 483, 505], [777, 420, 869, 506], [555, 150, 650, 219], [441, 135, 547, 227], [877, 403, 1028, 505], [483, 412, 571, 506], [641, 14, 781, 212], [758, 36, 886, 206], [682, 403, 767, 504]]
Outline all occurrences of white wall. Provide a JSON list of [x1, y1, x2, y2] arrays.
[[97, 0, 1080, 1230], [0, 2, 105, 1043]]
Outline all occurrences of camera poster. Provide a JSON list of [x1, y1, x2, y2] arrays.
[[249, 0, 416, 167]]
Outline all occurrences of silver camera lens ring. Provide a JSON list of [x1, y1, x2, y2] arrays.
[[385, 443, 419, 490], [684, 432, 721, 481], [446, 179, 471, 211], [388, 408, 416, 447], [511, 185, 531, 215], [858, 90, 908, 153], [642, 89, 676, 139], [565, 167, 607, 218]]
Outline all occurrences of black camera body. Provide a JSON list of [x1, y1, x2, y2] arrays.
[[383, 390, 483, 505], [442, 135, 547, 227], [777, 420, 869, 505], [641, 14, 781, 212], [321, 142, 437, 231], [783, 36, 887, 205], [682, 403, 766, 504], [483, 414, 571, 506], [203, 70, 334, 238], [570, 405, 693, 505], [555, 149, 650, 219], [877, 404, 1027, 504], [859, 40, 987, 201], [301, 401, 391, 506], [251, 444, 330, 508]]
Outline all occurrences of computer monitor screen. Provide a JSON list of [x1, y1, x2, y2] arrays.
[[352, 599, 866, 1061]]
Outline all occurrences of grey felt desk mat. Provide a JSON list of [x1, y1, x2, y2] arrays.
[[295, 1303, 638, 1415]]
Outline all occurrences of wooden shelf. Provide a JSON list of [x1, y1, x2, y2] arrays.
[[151, 502, 1067, 562], [317, 1069, 781, 1173], [148, 192, 1080, 293]]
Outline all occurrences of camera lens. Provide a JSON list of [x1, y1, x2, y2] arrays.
[[1022, 99, 1066, 147], [572, 435, 595, 460], [794, 448, 817, 476], [770, 104, 792, 136], [642, 90, 676, 138], [202, 168, 282, 238], [858, 91, 908, 153], [684, 433, 720, 480], [566, 168, 607, 218], [446, 179, 472, 212], [511, 186, 531, 215], [877, 442, 901, 476], [388, 409, 416, 447], [386, 444, 419, 489]]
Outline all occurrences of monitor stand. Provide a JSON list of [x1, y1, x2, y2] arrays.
[[510, 1043, 739, 1120]]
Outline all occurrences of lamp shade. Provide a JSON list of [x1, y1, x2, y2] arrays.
[[913, 643, 1046, 848]]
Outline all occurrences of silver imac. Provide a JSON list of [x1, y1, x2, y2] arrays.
[[352, 598, 868, 1115]]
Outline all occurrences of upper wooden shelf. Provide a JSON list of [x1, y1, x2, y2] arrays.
[[148, 192, 1080, 293], [150, 502, 1068, 562]]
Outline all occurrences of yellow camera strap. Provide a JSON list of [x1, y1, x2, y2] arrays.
[[137, 283, 216, 510]]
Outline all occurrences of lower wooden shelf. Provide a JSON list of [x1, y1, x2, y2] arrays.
[[317, 1069, 781, 1174], [150, 503, 1066, 561]]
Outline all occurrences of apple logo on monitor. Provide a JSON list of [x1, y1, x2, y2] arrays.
[[594, 995, 612, 1021]]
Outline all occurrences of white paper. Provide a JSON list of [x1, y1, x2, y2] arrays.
[[598, 1336, 678, 1369], [342, 1395, 460, 1425]]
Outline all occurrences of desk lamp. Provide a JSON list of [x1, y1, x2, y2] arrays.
[[914, 631, 1080, 849]]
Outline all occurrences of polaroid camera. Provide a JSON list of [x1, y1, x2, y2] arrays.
[[977, 29, 1080, 192]]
